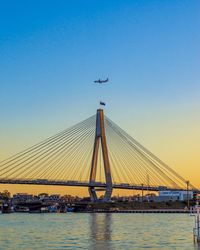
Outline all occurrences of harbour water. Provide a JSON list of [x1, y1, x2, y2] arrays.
[[0, 213, 198, 249]]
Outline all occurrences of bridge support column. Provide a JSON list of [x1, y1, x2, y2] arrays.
[[89, 109, 113, 202]]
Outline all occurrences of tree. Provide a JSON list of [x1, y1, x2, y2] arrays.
[[0, 190, 11, 200], [38, 193, 49, 197]]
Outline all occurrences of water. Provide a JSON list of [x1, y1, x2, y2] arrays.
[[0, 213, 199, 249]]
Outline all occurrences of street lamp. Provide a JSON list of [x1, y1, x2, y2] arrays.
[[141, 183, 144, 202], [186, 180, 190, 209]]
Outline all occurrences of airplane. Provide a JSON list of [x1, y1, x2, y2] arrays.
[[94, 78, 109, 84], [100, 101, 106, 106]]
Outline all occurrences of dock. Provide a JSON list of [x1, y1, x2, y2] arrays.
[[89, 209, 189, 213]]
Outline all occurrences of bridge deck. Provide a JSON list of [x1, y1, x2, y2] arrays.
[[0, 179, 197, 193]]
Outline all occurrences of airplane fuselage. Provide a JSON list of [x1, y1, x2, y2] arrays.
[[94, 78, 109, 84]]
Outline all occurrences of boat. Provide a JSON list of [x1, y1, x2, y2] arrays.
[[14, 206, 29, 213]]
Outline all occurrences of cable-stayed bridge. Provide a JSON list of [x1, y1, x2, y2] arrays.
[[0, 109, 198, 201]]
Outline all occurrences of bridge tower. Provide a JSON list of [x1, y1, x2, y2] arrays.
[[89, 109, 113, 202]]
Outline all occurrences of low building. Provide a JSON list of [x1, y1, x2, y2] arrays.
[[13, 193, 33, 202], [48, 194, 60, 201], [157, 190, 193, 202]]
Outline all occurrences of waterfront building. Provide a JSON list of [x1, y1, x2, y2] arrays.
[[157, 190, 194, 201]]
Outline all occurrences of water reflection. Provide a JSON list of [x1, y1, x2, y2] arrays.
[[89, 213, 113, 250], [0, 213, 198, 249]]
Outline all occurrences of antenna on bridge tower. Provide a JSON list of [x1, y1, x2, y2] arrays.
[[89, 108, 113, 202]]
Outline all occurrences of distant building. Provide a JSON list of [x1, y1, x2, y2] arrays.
[[156, 190, 194, 202], [13, 193, 33, 202], [48, 194, 60, 201]]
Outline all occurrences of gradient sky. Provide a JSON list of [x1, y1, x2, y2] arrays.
[[0, 0, 200, 196]]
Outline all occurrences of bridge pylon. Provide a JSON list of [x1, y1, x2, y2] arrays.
[[89, 109, 113, 202]]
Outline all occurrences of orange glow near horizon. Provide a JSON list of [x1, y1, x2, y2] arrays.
[[0, 184, 143, 197]]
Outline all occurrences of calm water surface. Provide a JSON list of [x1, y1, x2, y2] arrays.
[[0, 213, 199, 249]]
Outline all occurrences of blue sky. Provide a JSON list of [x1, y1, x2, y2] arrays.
[[0, 0, 200, 187]]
